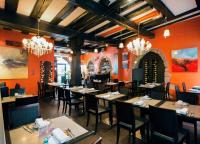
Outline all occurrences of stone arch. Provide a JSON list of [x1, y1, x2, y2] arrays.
[[98, 56, 112, 74], [132, 48, 171, 83]]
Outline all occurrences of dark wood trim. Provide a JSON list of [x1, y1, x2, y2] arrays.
[[73, 0, 155, 38], [0, 10, 118, 44], [30, 0, 53, 19], [51, 4, 77, 25], [5, 0, 19, 13], [90, 22, 115, 36], [126, 5, 152, 19], [195, 0, 200, 8], [144, 0, 174, 18]]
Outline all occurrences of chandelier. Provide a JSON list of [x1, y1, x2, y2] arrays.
[[127, 24, 152, 55], [22, 19, 53, 57]]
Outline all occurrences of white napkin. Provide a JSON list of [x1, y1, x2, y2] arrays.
[[35, 118, 50, 129], [176, 108, 188, 115], [133, 100, 144, 106], [176, 100, 188, 106], [52, 128, 71, 144], [89, 88, 95, 90], [102, 94, 110, 98], [112, 91, 120, 95], [141, 95, 151, 100], [48, 136, 59, 144]]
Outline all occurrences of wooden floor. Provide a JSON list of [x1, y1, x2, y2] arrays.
[[40, 98, 200, 144]]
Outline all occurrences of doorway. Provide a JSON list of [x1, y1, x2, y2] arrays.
[[139, 52, 165, 83]]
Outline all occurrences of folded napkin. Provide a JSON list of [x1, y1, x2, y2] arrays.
[[176, 108, 188, 115], [89, 88, 95, 90], [141, 95, 151, 100], [175, 100, 188, 106], [52, 128, 71, 144], [133, 100, 144, 106], [102, 94, 111, 98], [35, 118, 50, 129], [112, 91, 120, 95]]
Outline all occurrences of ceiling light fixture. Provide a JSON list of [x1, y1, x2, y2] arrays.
[[94, 48, 98, 53], [127, 23, 152, 55], [118, 7, 124, 49], [22, 19, 53, 57], [163, 17, 170, 38]]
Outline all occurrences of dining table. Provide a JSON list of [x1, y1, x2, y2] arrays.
[[96, 92, 127, 127], [125, 96, 200, 144], [67, 87, 99, 94], [1, 94, 37, 104], [9, 115, 94, 144]]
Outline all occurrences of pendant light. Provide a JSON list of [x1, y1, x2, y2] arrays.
[[118, 6, 124, 49], [163, 17, 170, 38]]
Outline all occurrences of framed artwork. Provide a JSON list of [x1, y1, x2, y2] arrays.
[[0, 46, 28, 79], [122, 52, 128, 69], [172, 48, 198, 72]]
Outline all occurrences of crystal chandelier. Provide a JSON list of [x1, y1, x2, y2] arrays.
[[22, 19, 53, 57], [127, 24, 152, 55]]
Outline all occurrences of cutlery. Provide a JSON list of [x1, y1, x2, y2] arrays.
[[23, 126, 32, 134], [67, 128, 75, 138]]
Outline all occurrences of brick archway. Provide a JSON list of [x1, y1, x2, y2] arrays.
[[132, 48, 171, 83]]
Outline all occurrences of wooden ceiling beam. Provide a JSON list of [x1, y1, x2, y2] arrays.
[[5, 0, 19, 13], [51, 3, 77, 25], [71, 0, 155, 38], [144, 0, 174, 18], [30, 0, 52, 19], [0, 10, 118, 44]]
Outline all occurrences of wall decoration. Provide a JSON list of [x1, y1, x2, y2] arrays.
[[172, 48, 198, 72], [0, 46, 28, 79], [122, 52, 129, 69], [40, 61, 53, 83], [99, 57, 112, 74], [87, 60, 95, 75], [112, 54, 118, 74]]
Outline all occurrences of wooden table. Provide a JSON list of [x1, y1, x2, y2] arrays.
[[9, 116, 94, 144], [1, 95, 37, 104], [138, 83, 161, 95], [106, 82, 118, 92], [66, 87, 99, 94], [96, 92, 127, 126], [48, 82, 68, 87]]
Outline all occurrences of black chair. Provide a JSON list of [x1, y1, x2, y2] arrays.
[[132, 80, 144, 96], [149, 106, 190, 144], [0, 86, 9, 97], [85, 94, 112, 132], [177, 92, 198, 144], [165, 82, 170, 99], [115, 101, 149, 144], [57, 87, 66, 113], [175, 85, 182, 101], [65, 90, 84, 116], [182, 82, 186, 92], [150, 90, 165, 100]]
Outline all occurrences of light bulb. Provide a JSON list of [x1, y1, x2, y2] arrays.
[[119, 42, 124, 49], [94, 49, 98, 53], [164, 29, 170, 38]]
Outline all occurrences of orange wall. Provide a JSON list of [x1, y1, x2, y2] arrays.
[[81, 46, 118, 79], [0, 29, 54, 95], [120, 16, 200, 91]]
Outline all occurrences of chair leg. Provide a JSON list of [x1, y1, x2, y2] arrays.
[[95, 115, 98, 133], [194, 122, 197, 144], [62, 101, 65, 113], [116, 126, 120, 144], [65, 103, 68, 113], [86, 113, 90, 127], [132, 131, 136, 144], [69, 105, 72, 116], [57, 100, 60, 111]]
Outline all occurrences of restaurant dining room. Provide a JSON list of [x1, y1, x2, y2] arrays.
[[1, 0, 200, 144]]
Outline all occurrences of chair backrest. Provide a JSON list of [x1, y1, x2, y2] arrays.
[[177, 92, 197, 105], [182, 82, 186, 92], [65, 89, 71, 102], [0, 86, 9, 97], [85, 94, 98, 112], [175, 85, 181, 100], [113, 79, 118, 83], [132, 80, 138, 90], [57, 87, 65, 100], [149, 106, 178, 142], [90, 137, 102, 144], [115, 101, 135, 127], [165, 82, 170, 98], [10, 103, 39, 128], [15, 83, 21, 89], [150, 90, 165, 100]]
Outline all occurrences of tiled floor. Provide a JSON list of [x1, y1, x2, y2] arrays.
[[40, 98, 200, 144]]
